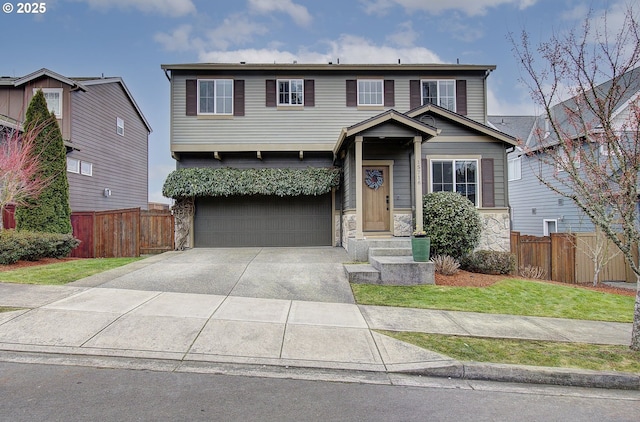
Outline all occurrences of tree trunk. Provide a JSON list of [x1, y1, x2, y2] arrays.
[[632, 275, 640, 351]]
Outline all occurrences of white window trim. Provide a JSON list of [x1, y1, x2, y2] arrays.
[[197, 79, 233, 115], [35, 88, 63, 118], [80, 161, 93, 176], [67, 157, 79, 174], [508, 156, 522, 181], [116, 117, 124, 136], [277, 79, 304, 106], [429, 158, 480, 207], [421, 79, 456, 111], [543, 219, 558, 236], [556, 148, 581, 172], [357, 79, 384, 106]]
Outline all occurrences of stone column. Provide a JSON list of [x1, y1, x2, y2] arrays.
[[355, 136, 364, 239], [414, 135, 423, 232]]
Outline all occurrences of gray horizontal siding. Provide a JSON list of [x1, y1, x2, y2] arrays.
[[177, 152, 333, 169], [509, 152, 594, 236], [170, 72, 488, 149], [69, 82, 148, 211]]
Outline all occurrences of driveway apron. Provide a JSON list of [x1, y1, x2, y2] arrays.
[[71, 247, 355, 304]]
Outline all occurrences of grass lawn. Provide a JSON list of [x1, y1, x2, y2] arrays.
[[0, 257, 142, 285], [351, 278, 635, 322], [382, 331, 640, 374]]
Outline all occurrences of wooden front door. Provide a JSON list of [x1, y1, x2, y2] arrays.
[[363, 166, 390, 231]]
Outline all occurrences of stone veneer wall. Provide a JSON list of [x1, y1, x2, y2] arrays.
[[476, 209, 511, 252], [341, 213, 356, 251], [393, 212, 412, 237]]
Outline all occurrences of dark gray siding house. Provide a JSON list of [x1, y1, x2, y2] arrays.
[[161, 63, 517, 252], [0, 69, 151, 213]]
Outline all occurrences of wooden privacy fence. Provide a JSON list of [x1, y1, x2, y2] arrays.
[[511, 231, 635, 284], [3, 206, 174, 258], [70, 208, 175, 258]]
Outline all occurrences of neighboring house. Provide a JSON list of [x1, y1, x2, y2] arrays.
[[0, 68, 151, 212], [489, 69, 640, 237], [161, 62, 517, 251]]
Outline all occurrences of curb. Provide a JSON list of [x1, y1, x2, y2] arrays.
[[398, 360, 640, 390]]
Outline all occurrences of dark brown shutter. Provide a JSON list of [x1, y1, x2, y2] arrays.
[[304, 79, 315, 107], [456, 80, 467, 115], [233, 80, 245, 116], [481, 158, 495, 207], [410, 80, 421, 110], [384, 80, 395, 107], [186, 79, 197, 116], [422, 158, 429, 195], [266, 79, 276, 107], [346, 80, 357, 107]]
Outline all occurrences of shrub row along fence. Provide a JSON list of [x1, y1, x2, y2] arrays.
[[3, 205, 174, 258], [510, 231, 635, 284]]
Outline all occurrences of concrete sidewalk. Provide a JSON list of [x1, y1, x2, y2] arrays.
[[0, 281, 638, 389]]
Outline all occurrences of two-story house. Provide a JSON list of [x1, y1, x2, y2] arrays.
[[489, 68, 640, 237], [0, 68, 152, 212], [161, 63, 517, 253]]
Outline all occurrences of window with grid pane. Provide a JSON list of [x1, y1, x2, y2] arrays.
[[431, 159, 478, 206], [358, 80, 383, 106], [421, 80, 455, 111], [198, 79, 233, 114], [278, 79, 303, 105]]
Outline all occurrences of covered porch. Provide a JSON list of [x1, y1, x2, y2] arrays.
[[333, 110, 439, 255]]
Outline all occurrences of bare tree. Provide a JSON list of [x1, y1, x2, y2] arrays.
[[511, 5, 640, 350], [0, 125, 50, 230]]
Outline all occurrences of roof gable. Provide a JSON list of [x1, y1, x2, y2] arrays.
[[407, 104, 518, 146], [12, 68, 87, 91]]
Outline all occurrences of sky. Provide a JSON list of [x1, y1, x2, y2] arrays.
[[0, 0, 631, 204]]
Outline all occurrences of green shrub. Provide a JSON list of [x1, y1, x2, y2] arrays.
[[422, 191, 482, 258], [0, 230, 80, 264], [460, 250, 516, 275]]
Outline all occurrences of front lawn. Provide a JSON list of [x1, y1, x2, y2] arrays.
[[352, 278, 635, 322], [0, 257, 142, 285]]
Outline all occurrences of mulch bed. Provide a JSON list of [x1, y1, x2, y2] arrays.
[[0, 258, 79, 272]]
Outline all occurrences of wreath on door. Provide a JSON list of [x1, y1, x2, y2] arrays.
[[365, 169, 384, 190]]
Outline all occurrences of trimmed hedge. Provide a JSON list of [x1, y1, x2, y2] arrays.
[[162, 167, 341, 199], [460, 250, 516, 275], [0, 230, 80, 265]]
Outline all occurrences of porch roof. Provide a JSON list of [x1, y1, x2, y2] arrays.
[[333, 109, 440, 155]]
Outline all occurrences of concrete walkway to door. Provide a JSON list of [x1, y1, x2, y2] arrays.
[[70, 247, 355, 303]]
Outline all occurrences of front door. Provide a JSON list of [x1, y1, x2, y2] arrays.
[[363, 166, 390, 231]]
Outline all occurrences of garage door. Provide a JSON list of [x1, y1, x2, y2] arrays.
[[194, 195, 332, 247]]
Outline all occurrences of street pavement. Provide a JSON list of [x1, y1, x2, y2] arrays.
[[0, 248, 638, 390]]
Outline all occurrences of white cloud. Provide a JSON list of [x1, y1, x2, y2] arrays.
[[154, 25, 203, 52], [206, 14, 269, 50], [198, 34, 442, 64], [386, 21, 419, 47], [74, 0, 195, 16], [248, 0, 312, 27], [361, 0, 537, 16]]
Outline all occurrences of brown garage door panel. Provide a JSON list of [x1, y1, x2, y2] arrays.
[[194, 195, 332, 247]]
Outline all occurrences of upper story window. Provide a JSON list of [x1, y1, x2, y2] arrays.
[[278, 79, 303, 105], [508, 156, 522, 181], [422, 80, 455, 111], [358, 80, 383, 106], [198, 79, 233, 115], [66, 157, 79, 174], [431, 159, 478, 206], [116, 117, 124, 136], [35, 88, 63, 118]]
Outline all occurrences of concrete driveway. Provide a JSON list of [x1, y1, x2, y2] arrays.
[[70, 247, 355, 303]]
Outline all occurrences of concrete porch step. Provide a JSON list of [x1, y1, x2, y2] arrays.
[[344, 264, 381, 284], [368, 247, 412, 258], [370, 256, 434, 285]]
